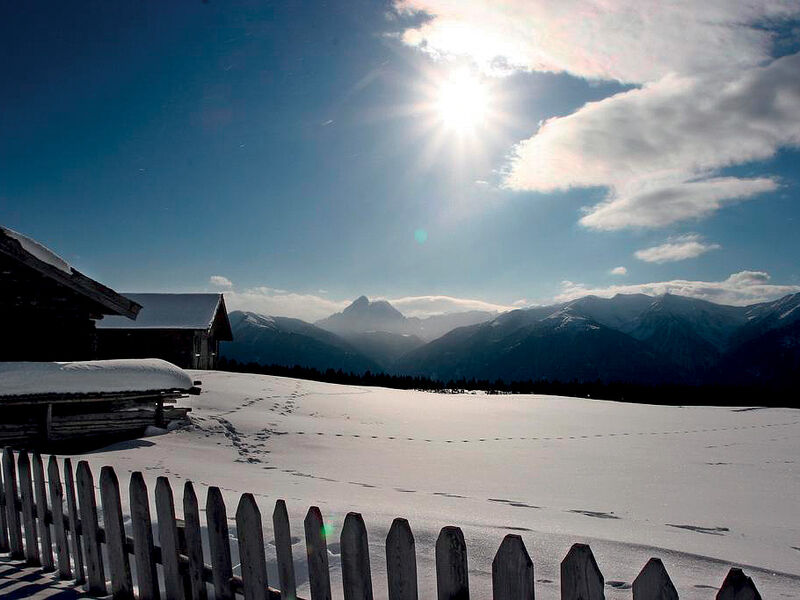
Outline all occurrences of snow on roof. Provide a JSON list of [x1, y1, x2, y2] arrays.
[[0, 359, 193, 398], [0, 226, 72, 273], [97, 293, 224, 330]]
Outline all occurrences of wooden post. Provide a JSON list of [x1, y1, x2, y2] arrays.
[[0, 457, 9, 553], [206, 486, 234, 600], [48, 456, 72, 579], [32, 453, 55, 571], [632, 558, 677, 600], [492, 535, 534, 600], [386, 518, 418, 600], [76, 461, 106, 596], [130, 471, 160, 600], [3, 447, 24, 559], [341, 512, 374, 600], [18, 450, 41, 566], [236, 493, 269, 600], [436, 526, 469, 600], [304, 506, 332, 600], [183, 482, 208, 600], [273, 499, 297, 600], [45, 403, 54, 442], [156, 477, 186, 600], [560, 544, 603, 600], [716, 568, 762, 600], [64, 457, 86, 584], [100, 466, 133, 600]]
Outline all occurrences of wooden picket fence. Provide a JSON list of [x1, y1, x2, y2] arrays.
[[0, 447, 762, 600]]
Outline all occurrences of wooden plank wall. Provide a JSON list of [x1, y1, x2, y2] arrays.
[[0, 448, 764, 600]]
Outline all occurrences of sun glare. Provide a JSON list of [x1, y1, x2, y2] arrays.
[[435, 68, 490, 133]]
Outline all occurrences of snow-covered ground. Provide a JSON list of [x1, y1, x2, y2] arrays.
[[64, 371, 800, 599]]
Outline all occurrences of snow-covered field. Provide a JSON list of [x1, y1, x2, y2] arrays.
[[65, 371, 800, 599]]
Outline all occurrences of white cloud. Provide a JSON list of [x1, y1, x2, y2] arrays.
[[209, 275, 233, 289], [396, 1, 800, 230], [222, 288, 512, 321], [555, 271, 800, 306], [505, 53, 799, 229], [380, 294, 512, 317], [635, 235, 721, 263], [610, 266, 627, 276], [396, 1, 796, 82], [224, 287, 349, 322]]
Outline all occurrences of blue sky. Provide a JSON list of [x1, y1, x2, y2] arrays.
[[2, 1, 799, 320]]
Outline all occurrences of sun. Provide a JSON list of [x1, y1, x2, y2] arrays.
[[434, 68, 490, 133]]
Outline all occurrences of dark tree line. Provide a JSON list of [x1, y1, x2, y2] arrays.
[[216, 357, 794, 407]]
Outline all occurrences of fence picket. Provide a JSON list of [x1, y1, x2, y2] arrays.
[[182, 482, 208, 600], [632, 558, 677, 600], [561, 544, 603, 600], [273, 499, 298, 600], [0, 458, 8, 553], [206, 486, 234, 600], [492, 535, 534, 600], [341, 512, 374, 600], [18, 451, 41, 565], [76, 461, 106, 595], [716, 568, 762, 600], [155, 477, 186, 600], [48, 456, 72, 579], [237, 493, 269, 600], [32, 453, 54, 571], [130, 471, 160, 600], [100, 466, 133, 600], [386, 518, 418, 600], [64, 458, 86, 584], [2, 447, 23, 558], [304, 506, 333, 600], [436, 526, 469, 600]]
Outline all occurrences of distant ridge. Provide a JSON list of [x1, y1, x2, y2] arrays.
[[222, 292, 800, 388]]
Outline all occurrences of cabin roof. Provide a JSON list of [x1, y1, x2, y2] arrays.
[[97, 293, 233, 338], [0, 226, 141, 319]]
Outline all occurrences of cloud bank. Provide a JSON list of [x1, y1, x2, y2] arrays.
[[216, 281, 512, 321], [396, 1, 800, 230], [555, 271, 800, 306], [635, 235, 721, 264]]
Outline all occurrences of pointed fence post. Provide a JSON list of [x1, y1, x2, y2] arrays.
[[130, 471, 160, 600], [304, 506, 332, 600], [492, 535, 534, 600], [183, 482, 208, 600], [2, 447, 23, 558], [632, 558, 677, 600], [716, 568, 762, 600], [561, 544, 604, 600], [18, 451, 41, 565], [64, 458, 86, 584], [100, 466, 133, 600], [436, 526, 469, 600], [273, 499, 298, 600], [32, 453, 54, 571], [0, 458, 8, 553], [237, 494, 269, 600], [386, 518, 418, 600], [48, 456, 72, 579], [341, 512, 374, 600], [77, 461, 106, 596], [206, 486, 234, 600], [156, 477, 186, 600]]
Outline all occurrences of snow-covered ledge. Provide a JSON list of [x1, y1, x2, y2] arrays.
[[0, 358, 193, 398]]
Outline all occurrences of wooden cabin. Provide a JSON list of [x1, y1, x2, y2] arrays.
[[96, 293, 233, 369], [0, 226, 141, 361]]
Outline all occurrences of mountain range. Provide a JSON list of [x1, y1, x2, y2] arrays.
[[221, 292, 800, 387]]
